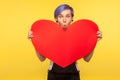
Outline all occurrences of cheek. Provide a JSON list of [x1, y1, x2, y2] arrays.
[[67, 20, 72, 24], [58, 20, 63, 23], [57, 21, 63, 25]]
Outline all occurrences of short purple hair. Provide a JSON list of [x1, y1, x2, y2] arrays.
[[54, 4, 74, 18]]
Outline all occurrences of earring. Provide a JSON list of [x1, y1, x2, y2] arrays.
[[56, 21, 58, 22], [72, 20, 73, 22]]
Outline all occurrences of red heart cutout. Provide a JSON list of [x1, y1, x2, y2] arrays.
[[31, 19, 98, 68]]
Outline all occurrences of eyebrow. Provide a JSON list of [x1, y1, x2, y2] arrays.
[[58, 14, 71, 16]]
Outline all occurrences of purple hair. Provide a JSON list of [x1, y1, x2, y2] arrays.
[[54, 4, 74, 18]]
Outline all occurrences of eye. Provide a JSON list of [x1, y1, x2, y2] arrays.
[[58, 15, 63, 18], [66, 15, 71, 18]]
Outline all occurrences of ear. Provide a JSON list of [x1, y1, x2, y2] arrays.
[[55, 18, 58, 22], [71, 17, 74, 22]]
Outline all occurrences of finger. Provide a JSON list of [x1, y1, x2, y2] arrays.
[[97, 31, 101, 34], [28, 31, 33, 40], [97, 36, 102, 41]]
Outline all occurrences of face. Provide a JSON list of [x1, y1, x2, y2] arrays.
[[56, 9, 73, 28]]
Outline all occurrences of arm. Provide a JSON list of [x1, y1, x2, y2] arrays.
[[28, 30, 46, 62], [35, 50, 46, 62], [83, 50, 94, 62], [83, 30, 102, 62]]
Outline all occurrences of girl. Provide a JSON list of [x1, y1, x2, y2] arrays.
[[28, 4, 102, 80]]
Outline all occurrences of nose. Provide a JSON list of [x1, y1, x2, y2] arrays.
[[63, 17, 66, 23]]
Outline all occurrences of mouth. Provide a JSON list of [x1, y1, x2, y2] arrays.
[[62, 27, 68, 30], [60, 24, 67, 27], [63, 25, 67, 27]]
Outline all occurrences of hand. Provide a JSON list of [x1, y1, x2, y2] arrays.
[[97, 30, 102, 41], [28, 30, 33, 40]]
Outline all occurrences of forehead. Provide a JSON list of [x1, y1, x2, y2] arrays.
[[59, 9, 72, 15]]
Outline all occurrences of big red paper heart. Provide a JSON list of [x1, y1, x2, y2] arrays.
[[31, 19, 98, 68]]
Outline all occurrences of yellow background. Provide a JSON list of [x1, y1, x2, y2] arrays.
[[0, 0, 120, 80]]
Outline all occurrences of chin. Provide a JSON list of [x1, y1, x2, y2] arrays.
[[60, 24, 69, 28], [62, 26, 68, 29]]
